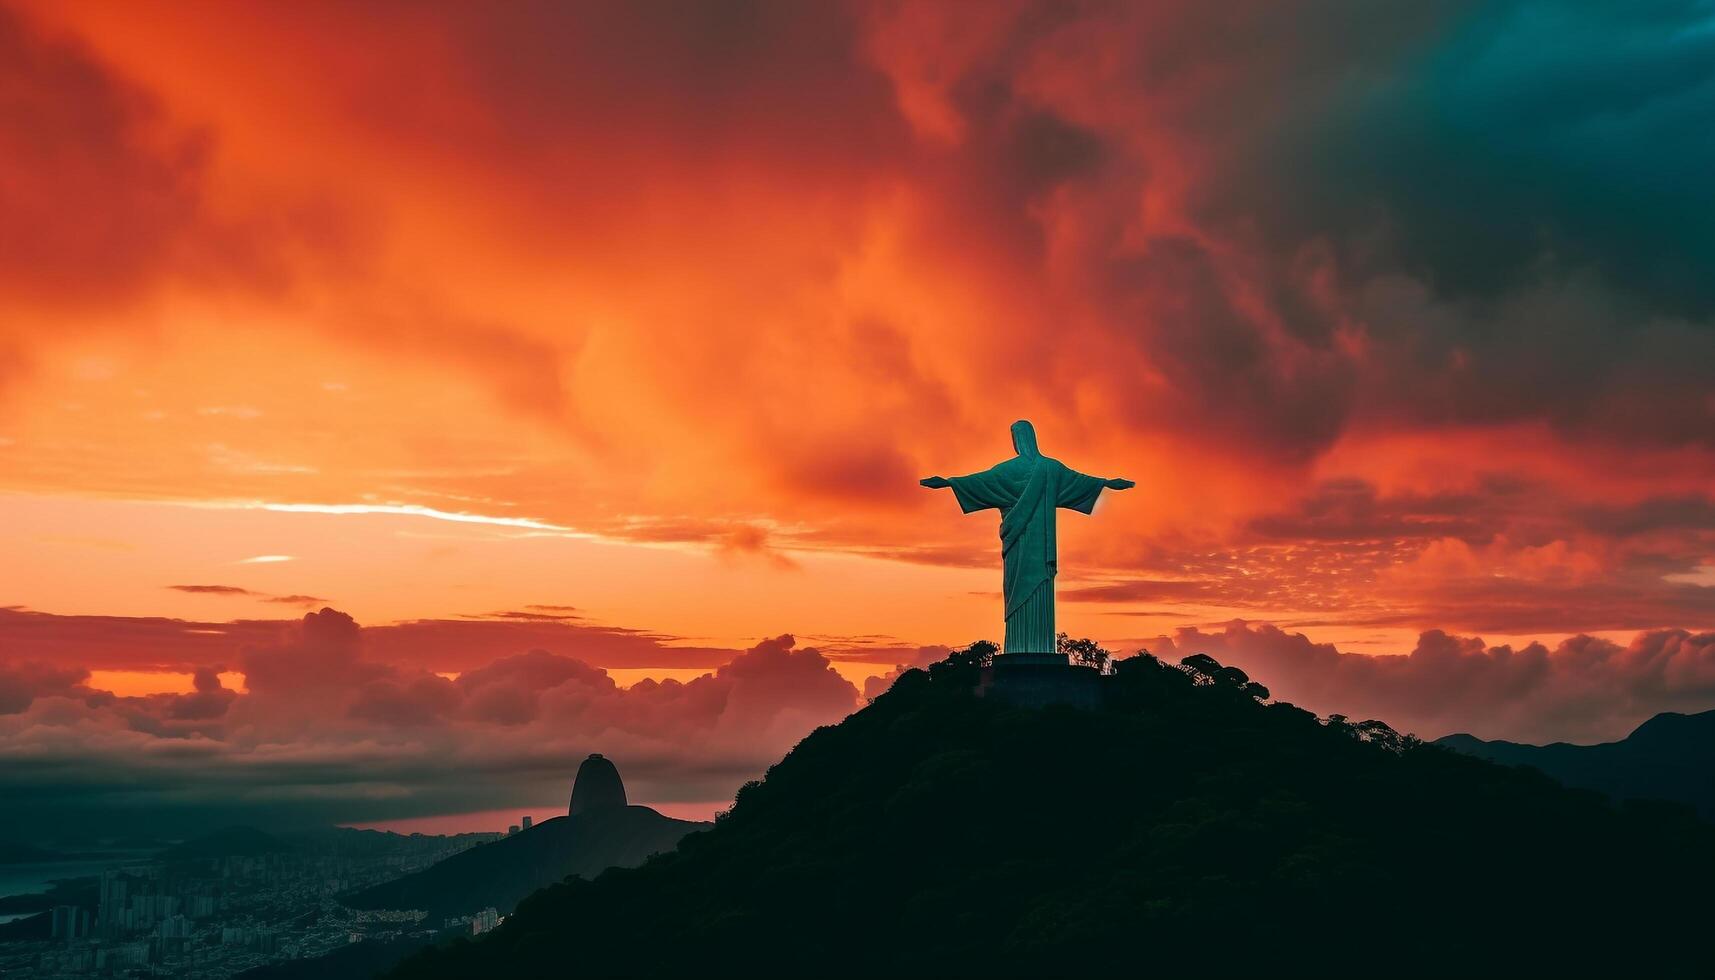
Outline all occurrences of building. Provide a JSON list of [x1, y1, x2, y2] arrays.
[[520, 815, 532, 830], [471, 907, 500, 935], [507, 824, 519, 835], [50, 905, 88, 941], [160, 914, 192, 940]]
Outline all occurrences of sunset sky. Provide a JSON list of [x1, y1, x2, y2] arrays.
[[3, 1, 1713, 836]]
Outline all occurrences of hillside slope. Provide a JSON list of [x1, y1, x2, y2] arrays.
[[344, 806, 707, 920], [1438, 708, 1715, 818], [394, 654, 1715, 978]]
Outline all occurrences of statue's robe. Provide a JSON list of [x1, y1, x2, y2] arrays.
[[948, 452, 1107, 654]]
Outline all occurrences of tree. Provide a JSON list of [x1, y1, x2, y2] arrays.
[[1350, 719, 1420, 753], [1179, 653, 1223, 683], [1057, 633, 1113, 673], [928, 640, 997, 682], [1178, 654, 1269, 700]]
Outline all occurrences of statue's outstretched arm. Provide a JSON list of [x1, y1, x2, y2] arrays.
[[1105, 477, 1135, 490], [920, 476, 951, 489]]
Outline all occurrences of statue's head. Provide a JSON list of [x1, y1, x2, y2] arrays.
[[1011, 419, 1040, 457]]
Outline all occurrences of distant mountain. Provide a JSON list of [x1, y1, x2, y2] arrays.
[[162, 826, 294, 861], [343, 806, 706, 921], [393, 652, 1715, 979], [1437, 708, 1715, 819]]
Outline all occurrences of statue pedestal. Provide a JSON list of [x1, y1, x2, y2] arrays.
[[977, 653, 1102, 709]]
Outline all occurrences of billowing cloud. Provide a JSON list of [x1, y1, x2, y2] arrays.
[[0, 609, 858, 838], [1147, 621, 1715, 744], [0, 660, 88, 714], [2, 0, 1710, 644], [167, 666, 237, 721]]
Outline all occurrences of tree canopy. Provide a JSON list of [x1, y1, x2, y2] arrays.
[[394, 649, 1714, 978]]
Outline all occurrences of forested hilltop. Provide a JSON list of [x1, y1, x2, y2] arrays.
[[395, 648, 1714, 978]]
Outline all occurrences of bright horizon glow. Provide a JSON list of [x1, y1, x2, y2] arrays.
[[253, 501, 579, 534]]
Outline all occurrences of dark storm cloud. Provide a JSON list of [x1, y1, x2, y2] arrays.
[[1208, 2, 1715, 448], [1255, 2, 1715, 315], [864, 0, 1715, 457]]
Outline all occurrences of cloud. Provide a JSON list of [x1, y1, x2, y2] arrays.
[[5, 0, 1714, 646], [168, 584, 261, 596], [348, 672, 460, 728], [239, 608, 383, 696], [0, 5, 206, 314], [1145, 621, 1715, 743], [5, 600, 1714, 842], [0, 606, 744, 673], [1056, 476, 1715, 635], [0, 661, 89, 714], [0, 607, 288, 672], [166, 666, 237, 721], [167, 585, 331, 606], [455, 649, 614, 725], [0, 608, 860, 838]]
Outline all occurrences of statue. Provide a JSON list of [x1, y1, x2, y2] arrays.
[[921, 420, 1133, 656]]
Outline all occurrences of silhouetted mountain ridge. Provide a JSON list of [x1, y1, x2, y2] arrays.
[[1437, 708, 1715, 818], [393, 651, 1715, 979], [344, 806, 706, 921]]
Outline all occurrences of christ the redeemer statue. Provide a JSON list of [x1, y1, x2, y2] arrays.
[[921, 420, 1133, 656]]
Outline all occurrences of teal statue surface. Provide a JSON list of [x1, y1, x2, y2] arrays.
[[921, 420, 1133, 655]]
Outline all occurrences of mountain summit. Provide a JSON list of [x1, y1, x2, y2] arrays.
[[569, 753, 628, 816], [346, 755, 704, 922], [1437, 708, 1715, 819], [395, 651, 1714, 978]]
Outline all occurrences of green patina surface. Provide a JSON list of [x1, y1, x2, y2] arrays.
[[922, 420, 1132, 654]]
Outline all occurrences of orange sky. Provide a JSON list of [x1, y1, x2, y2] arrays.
[[3, 1, 1712, 697], [5, 1, 1715, 836]]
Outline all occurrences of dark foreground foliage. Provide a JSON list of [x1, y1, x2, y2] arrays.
[[393, 652, 1714, 978]]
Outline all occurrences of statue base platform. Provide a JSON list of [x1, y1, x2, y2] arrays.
[[976, 653, 1103, 709]]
